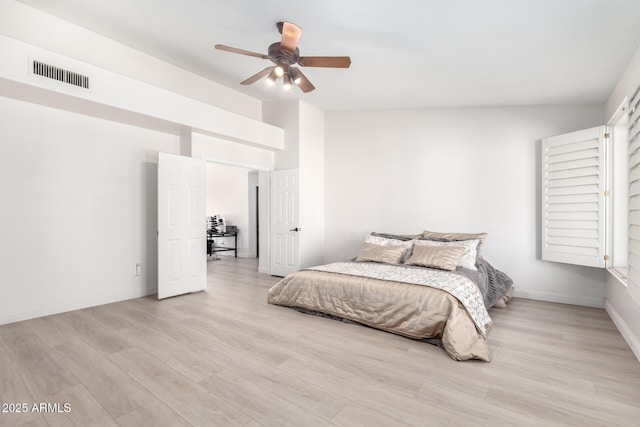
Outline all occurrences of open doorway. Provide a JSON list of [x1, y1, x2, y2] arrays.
[[206, 162, 267, 271]]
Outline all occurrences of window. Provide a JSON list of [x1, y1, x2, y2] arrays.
[[541, 84, 640, 307]]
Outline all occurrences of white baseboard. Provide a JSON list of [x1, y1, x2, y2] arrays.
[[605, 300, 640, 363], [0, 289, 154, 326], [513, 288, 604, 308]]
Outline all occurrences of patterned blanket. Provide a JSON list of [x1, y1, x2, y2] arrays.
[[307, 262, 492, 336]]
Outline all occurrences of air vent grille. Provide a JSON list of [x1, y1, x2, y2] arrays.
[[32, 60, 89, 89]]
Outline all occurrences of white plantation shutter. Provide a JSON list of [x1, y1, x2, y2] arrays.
[[627, 87, 640, 305], [542, 126, 608, 268]]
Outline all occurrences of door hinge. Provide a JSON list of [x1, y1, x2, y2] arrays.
[[604, 190, 610, 196], [604, 255, 610, 261], [604, 132, 610, 139]]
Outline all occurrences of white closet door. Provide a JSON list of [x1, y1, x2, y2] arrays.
[[542, 126, 608, 268]]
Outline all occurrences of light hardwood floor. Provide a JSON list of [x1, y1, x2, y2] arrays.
[[1, 258, 639, 426]]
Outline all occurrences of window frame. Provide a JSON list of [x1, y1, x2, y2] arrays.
[[609, 98, 629, 281]]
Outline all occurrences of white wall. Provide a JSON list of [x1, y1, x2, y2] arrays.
[[325, 105, 608, 307], [0, 96, 179, 325], [191, 132, 275, 171], [299, 102, 325, 268], [0, 0, 262, 121], [206, 163, 250, 258], [606, 43, 640, 121], [605, 276, 640, 360], [263, 101, 300, 170], [0, 34, 283, 150]]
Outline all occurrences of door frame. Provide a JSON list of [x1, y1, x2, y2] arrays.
[[202, 159, 273, 274]]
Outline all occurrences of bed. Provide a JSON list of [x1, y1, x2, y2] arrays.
[[267, 231, 513, 362]]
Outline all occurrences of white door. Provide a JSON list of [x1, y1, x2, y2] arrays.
[[157, 152, 207, 299], [270, 169, 300, 276]]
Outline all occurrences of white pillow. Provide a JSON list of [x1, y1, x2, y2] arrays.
[[413, 239, 480, 271], [365, 234, 414, 263]]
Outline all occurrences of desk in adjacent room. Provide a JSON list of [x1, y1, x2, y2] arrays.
[[207, 226, 238, 258]]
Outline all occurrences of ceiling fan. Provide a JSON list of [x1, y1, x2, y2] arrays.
[[215, 21, 351, 93]]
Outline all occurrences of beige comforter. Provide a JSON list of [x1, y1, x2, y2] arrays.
[[267, 269, 491, 361]]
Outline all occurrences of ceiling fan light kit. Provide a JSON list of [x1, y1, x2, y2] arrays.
[[266, 70, 277, 85], [215, 21, 351, 93], [289, 67, 302, 85], [283, 73, 292, 91]]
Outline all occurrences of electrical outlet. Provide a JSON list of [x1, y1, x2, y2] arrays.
[[135, 263, 141, 276]]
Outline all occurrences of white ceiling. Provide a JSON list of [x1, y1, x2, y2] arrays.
[[16, 0, 640, 111]]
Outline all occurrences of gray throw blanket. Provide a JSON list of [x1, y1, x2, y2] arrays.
[[457, 259, 513, 309]]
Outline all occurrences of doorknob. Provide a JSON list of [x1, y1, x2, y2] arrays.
[[289, 227, 301, 232]]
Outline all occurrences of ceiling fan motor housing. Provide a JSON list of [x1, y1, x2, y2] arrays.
[[268, 42, 300, 65]]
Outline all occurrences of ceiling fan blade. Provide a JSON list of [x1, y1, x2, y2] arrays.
[[298, 56, 351, 68], [215, 44, 268, 59], [279, 21, 303, 53], [240, 67, 274, 85], [295, 69, 315, 93]]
